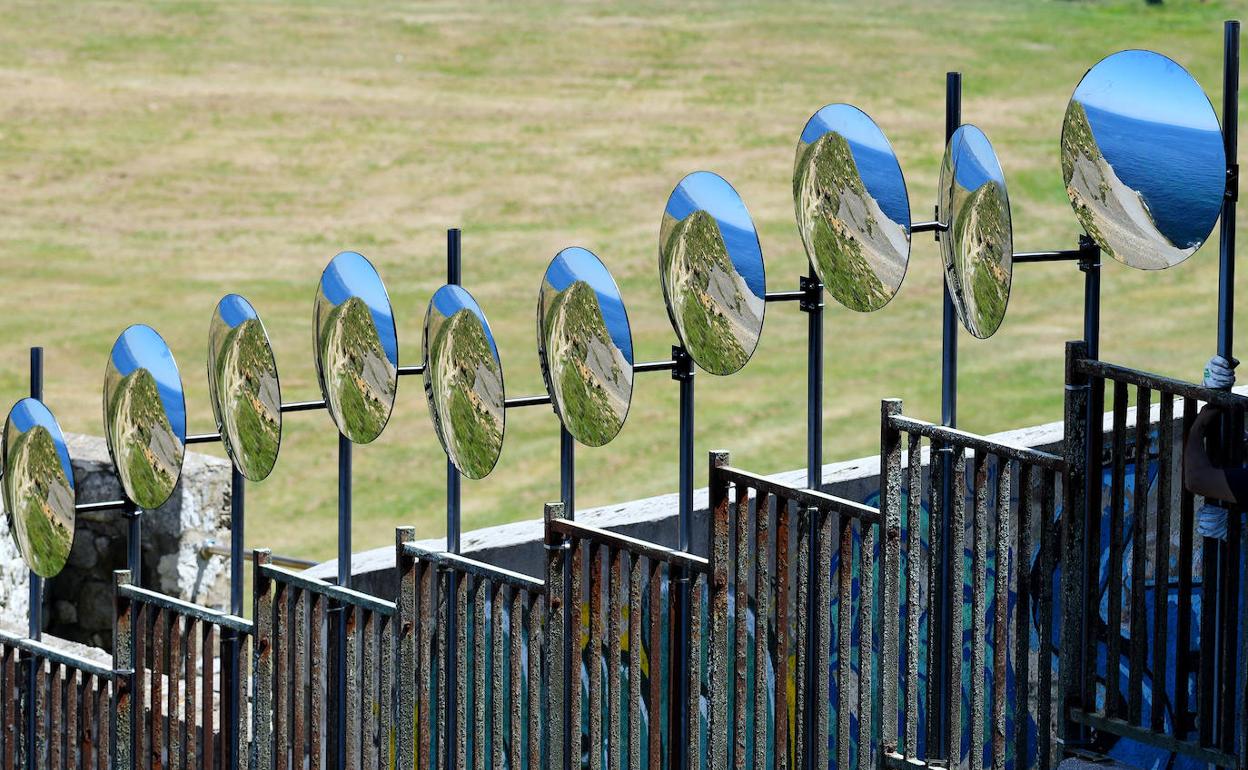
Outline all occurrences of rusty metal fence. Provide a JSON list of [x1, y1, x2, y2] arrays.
[[880, 400, 1066, 770], [0, 631, 114, 769], [252, 550, 397, 770], [395, 527, 547, 770], [1062, 340, 1248, 769], [112, 570, 251, 770]]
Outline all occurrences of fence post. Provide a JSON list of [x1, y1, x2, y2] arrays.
[[112, 570, 134, 770], [880, 399, 903, 763], [1060, 341, 1090, 747], [253, 549, 274, 770], [707, 451, 731, 770], [544, 502, 567, 770], [396, 527, 417, 770]]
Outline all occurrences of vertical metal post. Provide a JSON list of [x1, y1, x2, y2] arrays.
[[1213, 18, 1240, 752], [934, 70, 962, 758], [25, 348, 42, 770], [560, 426, 575, 517], [1077, 236, 1102, 746], [228, 466, 244, 768], [801, 267, 824, 770], [669, 345, 695, 770], [445, 226, 462, 770], [334, 432, 351, 770], [127, 501, 141, 583]]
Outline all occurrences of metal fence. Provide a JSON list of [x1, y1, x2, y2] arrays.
[[396, 527, 547, 770], [0, 631, 114, 769], [112, 570, 252, 770], [880, 400, 1066, 770], [6, 350, 1248, 770], [1062, 341, 1248, 769]]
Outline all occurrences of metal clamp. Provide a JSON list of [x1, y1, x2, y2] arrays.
[[799, 274, 824, 313], [1227, 162, 1239, 202], [671, 345, 694, 382]]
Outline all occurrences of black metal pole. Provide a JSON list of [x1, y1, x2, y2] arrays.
[[445, 227, 462, 770], [226, 465, 244, 770], [127, 500, 141, 583], [801, 267, 825, 770], [334, 433, 351, 770], [560, 426, 575, 517], [669, 345, 694, 770], [26, 347, 42, 770], [1212, 18, 1240, 751], [935, 69, 961, 759]]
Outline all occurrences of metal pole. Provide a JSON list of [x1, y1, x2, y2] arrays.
[[25, 348, 42, 770], [127, 501, 141, 582], [1078, 236, 1102, 738], [560, 425, 575, 517], [445, 226, 462, 770], [1211, 18, 1240, 752], [334, 433, 351, 770], [936, 69, 962, 759], [670, 345, 694, 770], [802, 267, 824, 770], [226, 466, 244, 770]]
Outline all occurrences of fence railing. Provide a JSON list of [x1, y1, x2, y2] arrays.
[[253, 550, 397, 770], [5, 353, 1248, 770], [880, 400, 1066, 770], [706, 450, 883, 770], [396, 527, 547, 770], [112, 570, 251, 770], [1063, 340, 1248, 769], [0, 631, 114, 770], [543, 500, 715, 770]]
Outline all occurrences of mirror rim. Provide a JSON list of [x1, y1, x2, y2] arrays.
[[938, 123, 1015, 340], [536, 246, 635, 447], [794, 102, 913, 312], [103, 323, 187, 510], [2, 397, 76, 578], [1060, 47, 1225, 270], [422, 283, 508, 480], [312, 250, 400, 445], [658, 169, 767, 376], [208, 293, 283, 482]]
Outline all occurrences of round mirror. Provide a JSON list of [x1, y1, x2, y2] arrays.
[[794, 104, 912, 312], [538, 247, 634, 447], [659, 171, 766, 376], [209, 294, 282, 481], [103, 325, 187, 509], [937, 125, 1014, 339], [1062, 50, 1225, 270], [423, 285, 506, 479], [3, 399, 76, 578], [313, 251, 399, 444]]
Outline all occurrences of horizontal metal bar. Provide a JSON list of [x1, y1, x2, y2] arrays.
[[889, 415, 1066, 470], [199, 542, 317, 569], [1076, 358, 1248, 409], [635, 359, 678, 373], [1068, 710, 1239, 767], [549, 517, 710, 573], [911, 220, 948, 234], [0, 631, 115, 679], [403, 544, 545, 593], [75, 499, 127, 513], [1013, 249, 1085, 264], [257, 562, 397, 616], [765, 290, 806, 303], [504, 394, 552, 409], [715, 464, 882, 523], [186, 432, 222, 445], [117, 583, 253, 634], [280, 399, 327, 413], [397, 364, 425, 376]]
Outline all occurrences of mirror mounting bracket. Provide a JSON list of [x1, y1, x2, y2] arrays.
[[1228, 162, 1240, 202]]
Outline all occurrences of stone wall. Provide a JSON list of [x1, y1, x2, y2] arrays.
[[0, 434, 232, 649]]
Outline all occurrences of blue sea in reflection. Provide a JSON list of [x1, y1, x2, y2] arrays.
[[849, 143, 910, 232], [666, 173, 766, 300], [320, 252, 399, 366], [111, 326, 186, 441], [1083, 104, 1224, 249]]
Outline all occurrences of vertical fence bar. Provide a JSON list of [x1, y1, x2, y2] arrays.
[[858, 515, 876, 770], [1128, 387, 1151, 725], [947, 449, 966, 770], [544, 503, 567, 770], [588, 548, 603, 770], [253, 551, 274, 770], [1061, 341, 1090, 745], [1014, 464, 1034, 769], [648, 561, 662, 770], [881, 400, 903, 762], [927, 438, 946, 759], [607, 551, 623, 770], [114, 571, 135, 770], [628, 556, 643, 770], [837, 507, 853, 770], [529, 595, 545, 770], [686, 571, 704, 770], [794, 507, 810, 770], [969, 451, 989, 770], [708, 451, 731, 770], [776, 498, 792, 770], [1107, 381, 1128, 719], [905, 429, 923, 757], [992, 462, 1012, 770], [1176, 397, 1196, 735], [569, 539, 583, 770], [733, 485, 749, 770], [396, 530, 417, 770], [753, 491, 771, 770]]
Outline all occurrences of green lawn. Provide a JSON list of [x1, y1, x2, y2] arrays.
[[0, 0, 1242, 561]]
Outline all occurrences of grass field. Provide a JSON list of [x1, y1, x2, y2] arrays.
[[0, 0, 1243, 561]]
